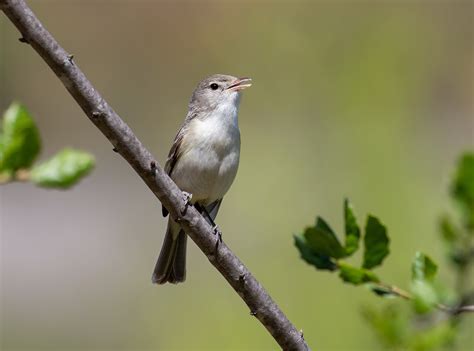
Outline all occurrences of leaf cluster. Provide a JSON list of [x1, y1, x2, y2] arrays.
[[0, 102, 95, 188], [294, 198, 389, 286], [295, 199, 445, 311], [440, 153, 474, 269], [294, 151, 474, 350]]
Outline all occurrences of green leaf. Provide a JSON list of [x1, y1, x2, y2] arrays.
[[304, 217, 346, 258], [343, 198, 360, 256], [438, 215, 460, 243], [409, 322, 456, 351], [0, 102, 41, 172], [294, 235, 337, 271], [30, 148, 94, 189], [362, 215, 390, 269], [412, 252, 437, 282], [449, 250, 470, 268], [451, 152, 474, 227], [338, 261, 379, 285], [411, 280, 438, 314], [410, 252, 440, 314], [451, 152, 474, 208], [362, 304, 409, 348]]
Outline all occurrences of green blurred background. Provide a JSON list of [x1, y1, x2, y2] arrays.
[[1, 1, 473, 350]]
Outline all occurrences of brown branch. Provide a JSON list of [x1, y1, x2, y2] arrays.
[[0, 1, 310, 350]]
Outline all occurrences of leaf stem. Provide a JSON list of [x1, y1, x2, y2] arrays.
[[0, 169, 30, 184], [373, 282, 474, 315], [15, 169, 30, 181]]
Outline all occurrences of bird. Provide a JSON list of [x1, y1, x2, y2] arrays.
[[152, 74, 252, 284]]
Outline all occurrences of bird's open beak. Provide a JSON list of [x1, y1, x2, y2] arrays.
[[226, 77, 252, 91]]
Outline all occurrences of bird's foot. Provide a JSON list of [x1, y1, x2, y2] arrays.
[[213, 225, 222, 243], [213, 224, 222, 252], [180, 191, 192, 215]]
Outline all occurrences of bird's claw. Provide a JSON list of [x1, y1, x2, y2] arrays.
[[212, 225, 223, 253], [213, 225, 223, 243], [180, 191, 192, 215]]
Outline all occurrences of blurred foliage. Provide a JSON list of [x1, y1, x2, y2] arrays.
[[295, 152, 474, 350], [451, 154, 474, 230], [0, 102, 94, 188], [362, 305, 457, 351]]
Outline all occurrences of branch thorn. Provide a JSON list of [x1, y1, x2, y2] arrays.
[[150, 161, 157, 174]]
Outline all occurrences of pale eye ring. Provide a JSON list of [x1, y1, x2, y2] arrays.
[[210, 83, 219, 90]]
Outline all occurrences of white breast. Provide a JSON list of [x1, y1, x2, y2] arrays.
[[172, 101, 241, 205]]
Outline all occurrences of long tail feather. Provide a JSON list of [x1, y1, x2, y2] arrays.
[[152, 220, 187, 284]]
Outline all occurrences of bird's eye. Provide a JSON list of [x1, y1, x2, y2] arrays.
[[210, 83, 219, 90]]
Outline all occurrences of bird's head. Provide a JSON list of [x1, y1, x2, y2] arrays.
[[189, 74, 252, 113]]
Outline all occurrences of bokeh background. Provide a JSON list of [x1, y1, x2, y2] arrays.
[[1, 0, 473, 350]]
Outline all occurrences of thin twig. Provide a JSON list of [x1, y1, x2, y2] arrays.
[[0, 1, 310, 350], [381, 284, 412, 300], [455, 305, 474, 314], [0, 169, 30, 184], [374, 283, 474, 315]]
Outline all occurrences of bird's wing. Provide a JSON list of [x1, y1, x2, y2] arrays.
[[162, 126, 186, 217], [162, 110, 200, 217], [164, 126, 185, 177], [162, 106, 203, 217], [164, 110, 198, 177]]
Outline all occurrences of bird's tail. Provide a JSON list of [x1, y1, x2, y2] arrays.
[[152, 219, 187, 284]]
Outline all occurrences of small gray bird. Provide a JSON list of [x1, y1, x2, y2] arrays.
[[152, 74, 252, 284]]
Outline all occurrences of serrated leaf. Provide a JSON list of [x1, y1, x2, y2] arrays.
[[362, 215, 390, 269], [412, 252, 438, 282], [411, 280, 438, 314], [30, 148, 94, 189], [304, 217, 346, 258], [338, 261, 379, 285], [294, 235, 337, 271], [0, 102, 41, 172], [343, 198, 360, 256]]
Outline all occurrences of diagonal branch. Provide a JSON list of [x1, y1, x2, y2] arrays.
[[0, 1, 310, 350]]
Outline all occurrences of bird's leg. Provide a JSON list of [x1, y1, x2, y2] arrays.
[[195, 203, 215, 225], [195, 203, 223, 244]]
